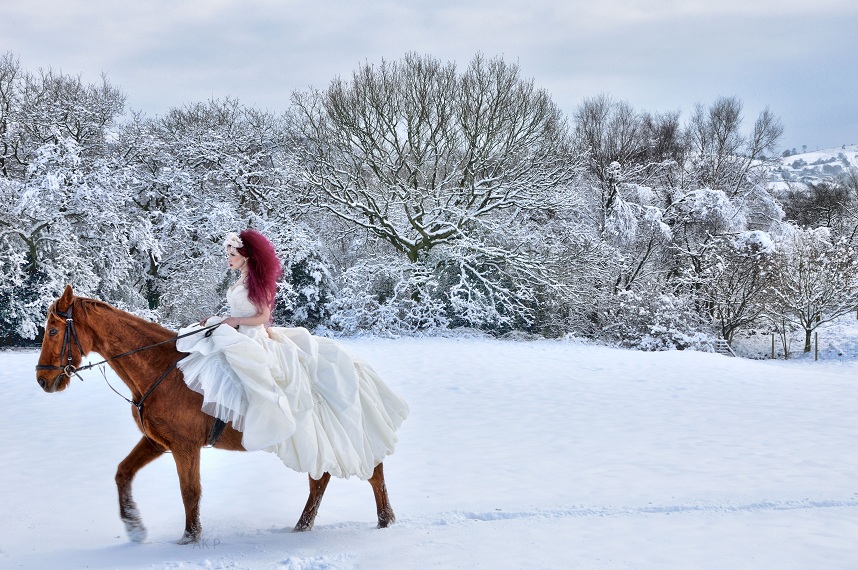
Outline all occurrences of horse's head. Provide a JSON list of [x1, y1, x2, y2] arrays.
[[36, 285, 89, 393]]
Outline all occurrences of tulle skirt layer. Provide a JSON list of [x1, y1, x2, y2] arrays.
[[176, 319, 408, 480]]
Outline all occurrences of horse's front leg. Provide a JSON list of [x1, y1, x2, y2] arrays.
[[172, 444, 203, 544], [116, 437, 165, 542]]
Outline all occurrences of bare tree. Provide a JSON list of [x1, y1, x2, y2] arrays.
[[289, 52, 581, 263], [574, 95, 647, 186], [781, 171, 858, 245], [685, 96, 782, 203], [781, 180, 851, 228]]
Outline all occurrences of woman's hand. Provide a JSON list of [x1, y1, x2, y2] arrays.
[[199, 316, 213, 326], [222, 317, 241, 328]]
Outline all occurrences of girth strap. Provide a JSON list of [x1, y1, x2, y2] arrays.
[[130, 359, 183, 453], [207, 418, 228, 447]]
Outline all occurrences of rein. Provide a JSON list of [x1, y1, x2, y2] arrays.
[[36, 301, 223, 452]]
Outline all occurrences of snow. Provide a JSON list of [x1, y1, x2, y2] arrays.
[[735, 230, 775, 253], [4, 337, 858, 568]]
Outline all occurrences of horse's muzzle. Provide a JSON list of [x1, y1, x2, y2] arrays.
[[37, 373, 68, 393]]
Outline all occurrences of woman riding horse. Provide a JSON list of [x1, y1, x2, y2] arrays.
[[35, 231, 408, 543]]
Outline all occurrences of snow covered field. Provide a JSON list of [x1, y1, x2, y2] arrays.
[[771, 143, 858, 190], [4, 337, 858, 569]]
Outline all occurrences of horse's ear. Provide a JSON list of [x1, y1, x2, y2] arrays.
[[57, 285, 75, 312]]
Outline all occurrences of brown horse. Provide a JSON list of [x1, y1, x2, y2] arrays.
[[35, 285, 396, 544]]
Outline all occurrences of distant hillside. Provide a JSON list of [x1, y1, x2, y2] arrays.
[[770, 144, 858, 190]]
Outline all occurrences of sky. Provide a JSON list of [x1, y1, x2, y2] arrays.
[[1, 0, 856, 152]]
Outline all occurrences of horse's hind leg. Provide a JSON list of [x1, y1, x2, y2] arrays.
[[294, 472, 331, 532], [368, 462, 396, 528], [115, 437, 164, 542]]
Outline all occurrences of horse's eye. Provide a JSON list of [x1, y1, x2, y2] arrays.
[[49, 329, 58, 337]]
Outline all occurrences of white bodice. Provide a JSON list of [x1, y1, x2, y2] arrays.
[[227, 283, 266, 338], [227, 282, 257, 318]]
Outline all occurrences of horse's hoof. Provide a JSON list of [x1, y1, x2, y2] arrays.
[[122, 518, 148, 543], [377, 511, 396, 528], [293, 521, 313, 532], [177, 531, 200, 545]]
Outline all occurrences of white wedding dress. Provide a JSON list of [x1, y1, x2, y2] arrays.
[[175, 282, 409, 480]]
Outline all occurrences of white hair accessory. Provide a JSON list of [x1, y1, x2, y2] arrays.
[[224, 232, 243, 250]]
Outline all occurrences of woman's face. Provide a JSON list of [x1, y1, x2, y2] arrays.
[[227, 247, 248, 271]]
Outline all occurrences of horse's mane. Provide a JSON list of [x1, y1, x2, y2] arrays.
[[75, 297, 176, 340]]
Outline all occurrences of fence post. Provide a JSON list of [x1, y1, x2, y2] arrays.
[[814, 331, 818, 361], [771, 333, 775, 359]]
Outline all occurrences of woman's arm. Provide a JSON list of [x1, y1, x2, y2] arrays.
[[222, 305, 271, 328]]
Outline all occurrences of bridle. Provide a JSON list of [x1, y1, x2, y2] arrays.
[[35, 304, 85, 379], [35, 299, 222, 452]]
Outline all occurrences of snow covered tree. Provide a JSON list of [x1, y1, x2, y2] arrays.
[[0, 52, 21, 178], [600, 286, 711, 351], [656, 98, 785, 316], [289, 53, 583, 331], [764, 227, 858, 353], [272, 222, 336, 329], [693, 231, 776, 342], [291, 52, 580, 260], [571, 96, 688, 305], [0, 52, 124, 180], [0, 138, 148, 341], [2, 52, 812, 344], [568, 94, 787, 346], [573, 95, 680, 237], [684, 96, 783, 229], [323, 256, 448, 336], [117, 98, 308, 323], [0, 56, 135, 342]]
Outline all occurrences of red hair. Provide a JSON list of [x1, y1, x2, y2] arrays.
[[235, 229, 283, 315]]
